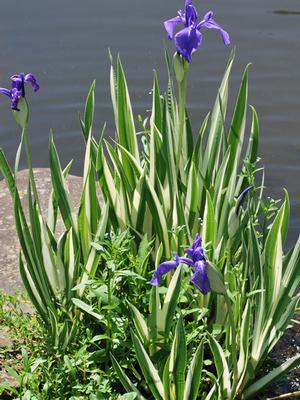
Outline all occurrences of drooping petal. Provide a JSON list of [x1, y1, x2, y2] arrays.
[[175, 26, 202, 62], [197, 11, 230, 45], [0, 87, 21, 110], [190, 260, 211, 294], [25, 73, 40, 92], [164, 15, 183, 39], [150, 254, 180, 286], [0, 87, 12, 97], [10, 88, 21, 111], [236, 186, 253, 215]]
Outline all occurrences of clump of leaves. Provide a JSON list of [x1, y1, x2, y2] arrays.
[[0, 232, 152, 400], [0, 290, 117, 399]]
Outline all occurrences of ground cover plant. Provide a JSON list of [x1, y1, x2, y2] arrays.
[[0, 0, 300, 399]]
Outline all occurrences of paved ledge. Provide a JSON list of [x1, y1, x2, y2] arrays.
[[0, 168, 83, 293]]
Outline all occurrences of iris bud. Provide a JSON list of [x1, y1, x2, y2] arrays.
[[206, 262, 226, 295], [173, 52, 189, 83], [228, 207, 239, 239], [13, 97, 29, 130]]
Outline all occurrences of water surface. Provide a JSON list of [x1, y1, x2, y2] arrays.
[[0, 0, 299, 243]]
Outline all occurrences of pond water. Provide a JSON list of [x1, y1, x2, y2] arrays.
[[0, 0, 299, 244]]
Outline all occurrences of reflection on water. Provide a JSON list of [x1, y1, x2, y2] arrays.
[[273, 10, 300, 15], [0, 0, 299, 244]]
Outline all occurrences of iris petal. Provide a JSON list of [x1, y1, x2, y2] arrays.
[[164, 16, 183, 40], [178, 256, 194, 267], [0, 87, 12, 97], [185, 3, 198, 26], [150, 257, 179, 286], [1, 72, 39, 111], [185, 233, 202, 256], [10, 88, 21, 111], [25, 74, 40, 92], [192, 247, 205, 262], [11, 74, 25, 97], [197, 12, 230, 45], [175, 26, 202, 62], [190, 260, 211, 294]]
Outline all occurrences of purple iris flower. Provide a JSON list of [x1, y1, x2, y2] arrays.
[[164, 0, 230, 62], [150, 234, 211, 295], [0, 73, 39, 111]]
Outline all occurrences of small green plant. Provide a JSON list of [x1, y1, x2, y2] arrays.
[[0, 98, 109, 348]]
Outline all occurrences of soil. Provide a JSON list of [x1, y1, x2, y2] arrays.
[[257, 312, 300, 399]]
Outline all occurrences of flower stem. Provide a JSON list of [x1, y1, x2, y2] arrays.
[[23, 125, 41, 210], [224, 292, 239, 388], [106, 267, 113, 365], [176, 75, 187, 172]]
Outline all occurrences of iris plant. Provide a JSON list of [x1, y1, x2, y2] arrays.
[[164, 1, 230, 172], [150, 234, 211, 294], [0, 73, 39, 111], [0, 73, 40, 209], [164, 0, 230, 62], [150, 234, 238, 381]]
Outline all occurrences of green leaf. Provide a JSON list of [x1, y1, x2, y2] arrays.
[[5, 366, 21, 385], [145, 176, 170, 257], [111, 354, 145, 399], [169, 316, 187, 400], [113, 56, 140, 187], [47, 160, 73, 233], [264, 198, 287, 308], [19, 254, 48, 322], [72, 298, 103, 322], [130, 173, 147, 234], [63, 228, 79, 301], [14, 193, 52, 309], [202, 190, 216, 257], [236, 105, 259, 194], [78, 133, 100, 262], [185, 161, 200, 230], [208, 334, 231, 398], [184, 340, 204, 400], [227, 64, 250, 181], [131, 331, 164, 400], [237, 300, 251, 387], [49, 131, 78, 235], [12, 97, 29, 130], [243, 354, 300, 399], [202, 50, 234, 180], [79, 203, 108, 293], [162, 356, 171, 400], [82, 80, 95, 142], [0, 148, 16, 197], [281, 235, 300, 297], [128, 301, 149, 344], [148, 286, 160, 354], [160, 265, 182, 336]]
